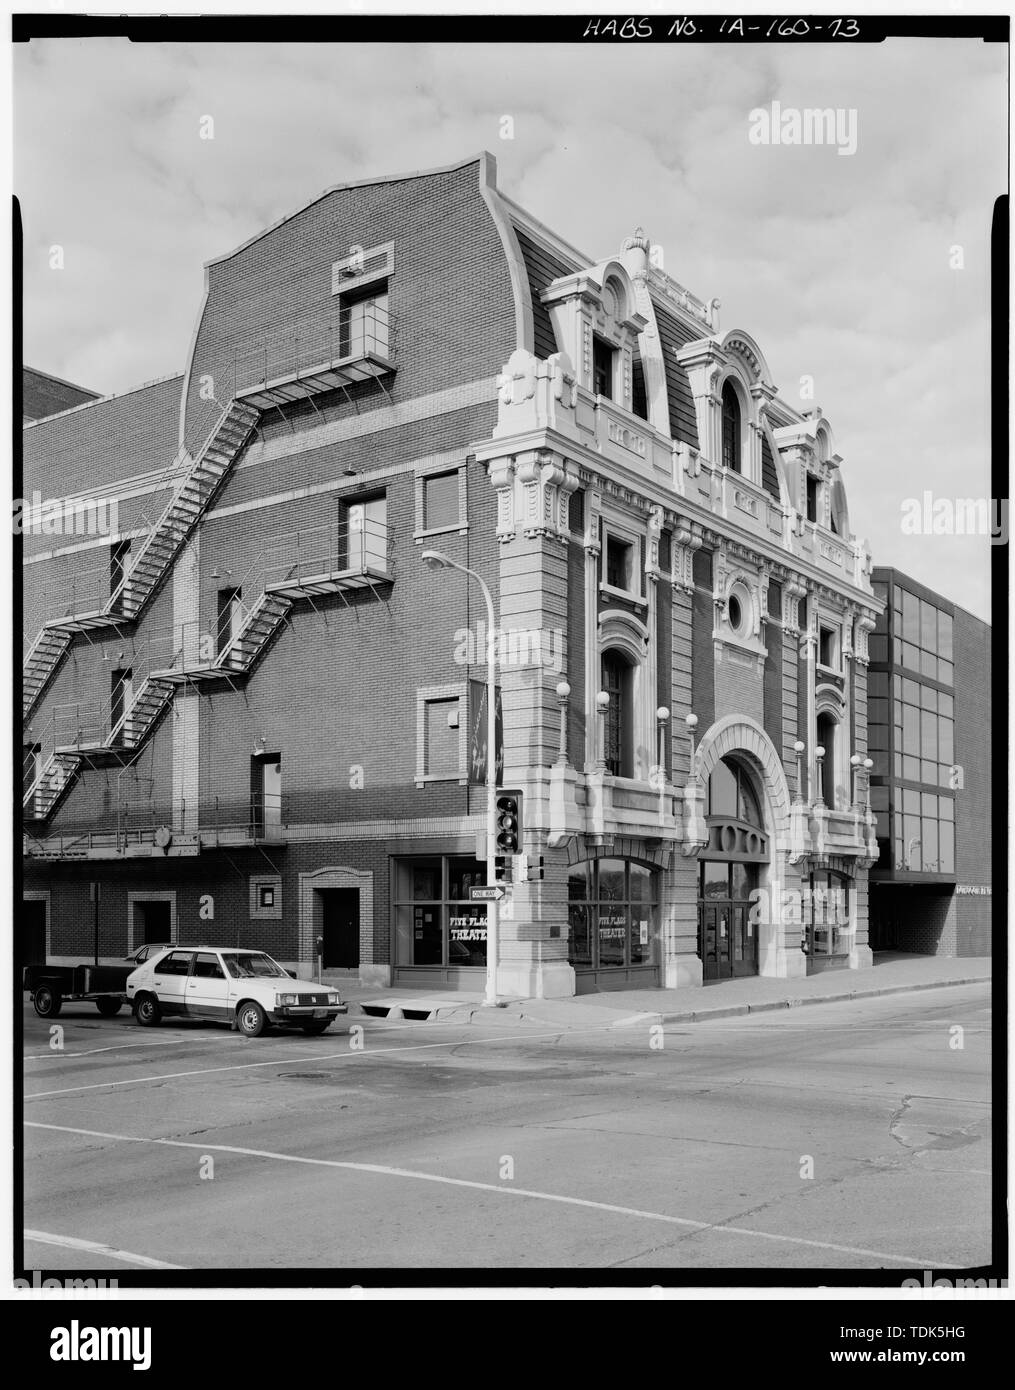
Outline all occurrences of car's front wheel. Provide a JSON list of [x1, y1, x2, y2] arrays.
[[300, 1020, 331, 1035], [134, 994, 161, 1027], [237, 1001, 267, 1037]]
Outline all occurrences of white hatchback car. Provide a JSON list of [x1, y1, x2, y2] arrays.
[[126, 946, 347, 1037]]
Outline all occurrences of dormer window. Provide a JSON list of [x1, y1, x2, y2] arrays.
[[806, 475, 819, 523], [592, 336, 614, 399], [541, 260, 645, 413], [721, 380, 741, 473]]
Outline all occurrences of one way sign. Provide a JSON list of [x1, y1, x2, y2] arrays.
[[469, 886, 507, 902]]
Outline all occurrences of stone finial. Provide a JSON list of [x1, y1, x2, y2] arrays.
[[622, 226, 651, 254], [621, 226, 651, 281]]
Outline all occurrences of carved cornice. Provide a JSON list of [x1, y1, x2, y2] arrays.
[[489, 448, 575, 545]]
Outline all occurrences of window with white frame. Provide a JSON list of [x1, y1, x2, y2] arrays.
[[414, 465, 466, 539], [600, 524, 643, 601], [818, 624, 841, 671], [340, 493, 387, 571], [424, 472, 460, 530], [721, 379, 742, 473], [592, 336, 615, 399], [250, 874, 282, 920]]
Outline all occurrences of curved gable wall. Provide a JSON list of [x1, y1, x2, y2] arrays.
[[183, 158, 516, 452]]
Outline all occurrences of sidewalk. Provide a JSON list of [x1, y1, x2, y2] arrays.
[[336, 952, 991, 1030]]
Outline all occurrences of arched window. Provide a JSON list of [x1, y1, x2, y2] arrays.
[[817, 712, 838, 808], [706, 756, 764, 828], [601, 649, 634, 778], [721, 380, 742, 473]]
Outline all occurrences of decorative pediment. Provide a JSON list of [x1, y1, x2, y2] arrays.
[[721, 328, 777, 392], [541, 260, 646, 409]]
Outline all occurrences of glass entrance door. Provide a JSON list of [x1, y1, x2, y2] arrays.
[[698, 862, 759, 981]]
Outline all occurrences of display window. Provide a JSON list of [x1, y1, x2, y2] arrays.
[[567, 859, 659, 970], [394, 856, 488, 967]]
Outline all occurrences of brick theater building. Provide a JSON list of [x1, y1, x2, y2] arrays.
[[22, 153, 885, 996], [866, 568, 992, 957]]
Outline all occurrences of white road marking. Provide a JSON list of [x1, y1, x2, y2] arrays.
[[22, 1027, 585, 1099], [25, 1121, 963, 1271], [25, 1037, 204, 1060], [25, 1227, 183, 1269]]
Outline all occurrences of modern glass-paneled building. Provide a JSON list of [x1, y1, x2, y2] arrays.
[[867, 568, 991, 956]]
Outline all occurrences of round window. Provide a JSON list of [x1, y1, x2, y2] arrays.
[[728, 594, 744, 633]]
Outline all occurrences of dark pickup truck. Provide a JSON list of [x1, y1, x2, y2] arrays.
[[23, 943, 167, 1018]]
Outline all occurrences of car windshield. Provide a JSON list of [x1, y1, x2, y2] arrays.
[[221, 952, 288, 979]]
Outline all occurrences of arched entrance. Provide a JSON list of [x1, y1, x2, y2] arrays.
[[698, 755, 769, 979]]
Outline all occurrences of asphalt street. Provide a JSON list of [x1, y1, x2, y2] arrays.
[[22, 983, 991, 1274]]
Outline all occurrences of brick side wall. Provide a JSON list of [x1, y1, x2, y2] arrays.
[[197, 454, 500, 829], [23, 375, 183, 498], [714, 651, 764, 727], [209, 401, 495, 516]]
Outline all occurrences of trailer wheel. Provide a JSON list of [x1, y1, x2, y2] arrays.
[[237, 1001, 267, 1037], [96, 997, 123, 1017], [33, 986, 62, 1018], [134, 994, 161, 1027]]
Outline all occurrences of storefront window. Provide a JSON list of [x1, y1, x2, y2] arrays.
[[806, 870, 851, 957], [394, 856, 487, 967], [568, 859, 659, 971]]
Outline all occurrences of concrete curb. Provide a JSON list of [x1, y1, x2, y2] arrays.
[[446, 973, 990, 1032], [640, 975, 990, 1028]]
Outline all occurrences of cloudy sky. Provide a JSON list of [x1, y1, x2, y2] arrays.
[[15, 34, 1004, 619]]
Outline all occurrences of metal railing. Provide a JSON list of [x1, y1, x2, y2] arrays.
[[231, 300, 394, 393], [22, 384, 241, 649], [23, 307, 394, 655], [24, 793, 292, 857]]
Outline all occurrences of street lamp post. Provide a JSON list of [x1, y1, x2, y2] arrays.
[[850, 752, 863, 810], [422, 550, 500, 1007], [793, 739, 806, 803], [555, 681, 571, 766]]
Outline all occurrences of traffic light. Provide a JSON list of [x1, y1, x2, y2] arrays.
[[495, 792, 522, 855], [494, 855, 511, 884]]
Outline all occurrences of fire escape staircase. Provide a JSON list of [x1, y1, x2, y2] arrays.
[[22, 399, 260, 720], [24, 330, 396, 829]]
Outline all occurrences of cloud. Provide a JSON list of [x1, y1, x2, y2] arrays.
[[14, 36, 1004, 619]]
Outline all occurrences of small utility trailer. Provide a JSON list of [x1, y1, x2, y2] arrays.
[[23, 962, 133, 1019]]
